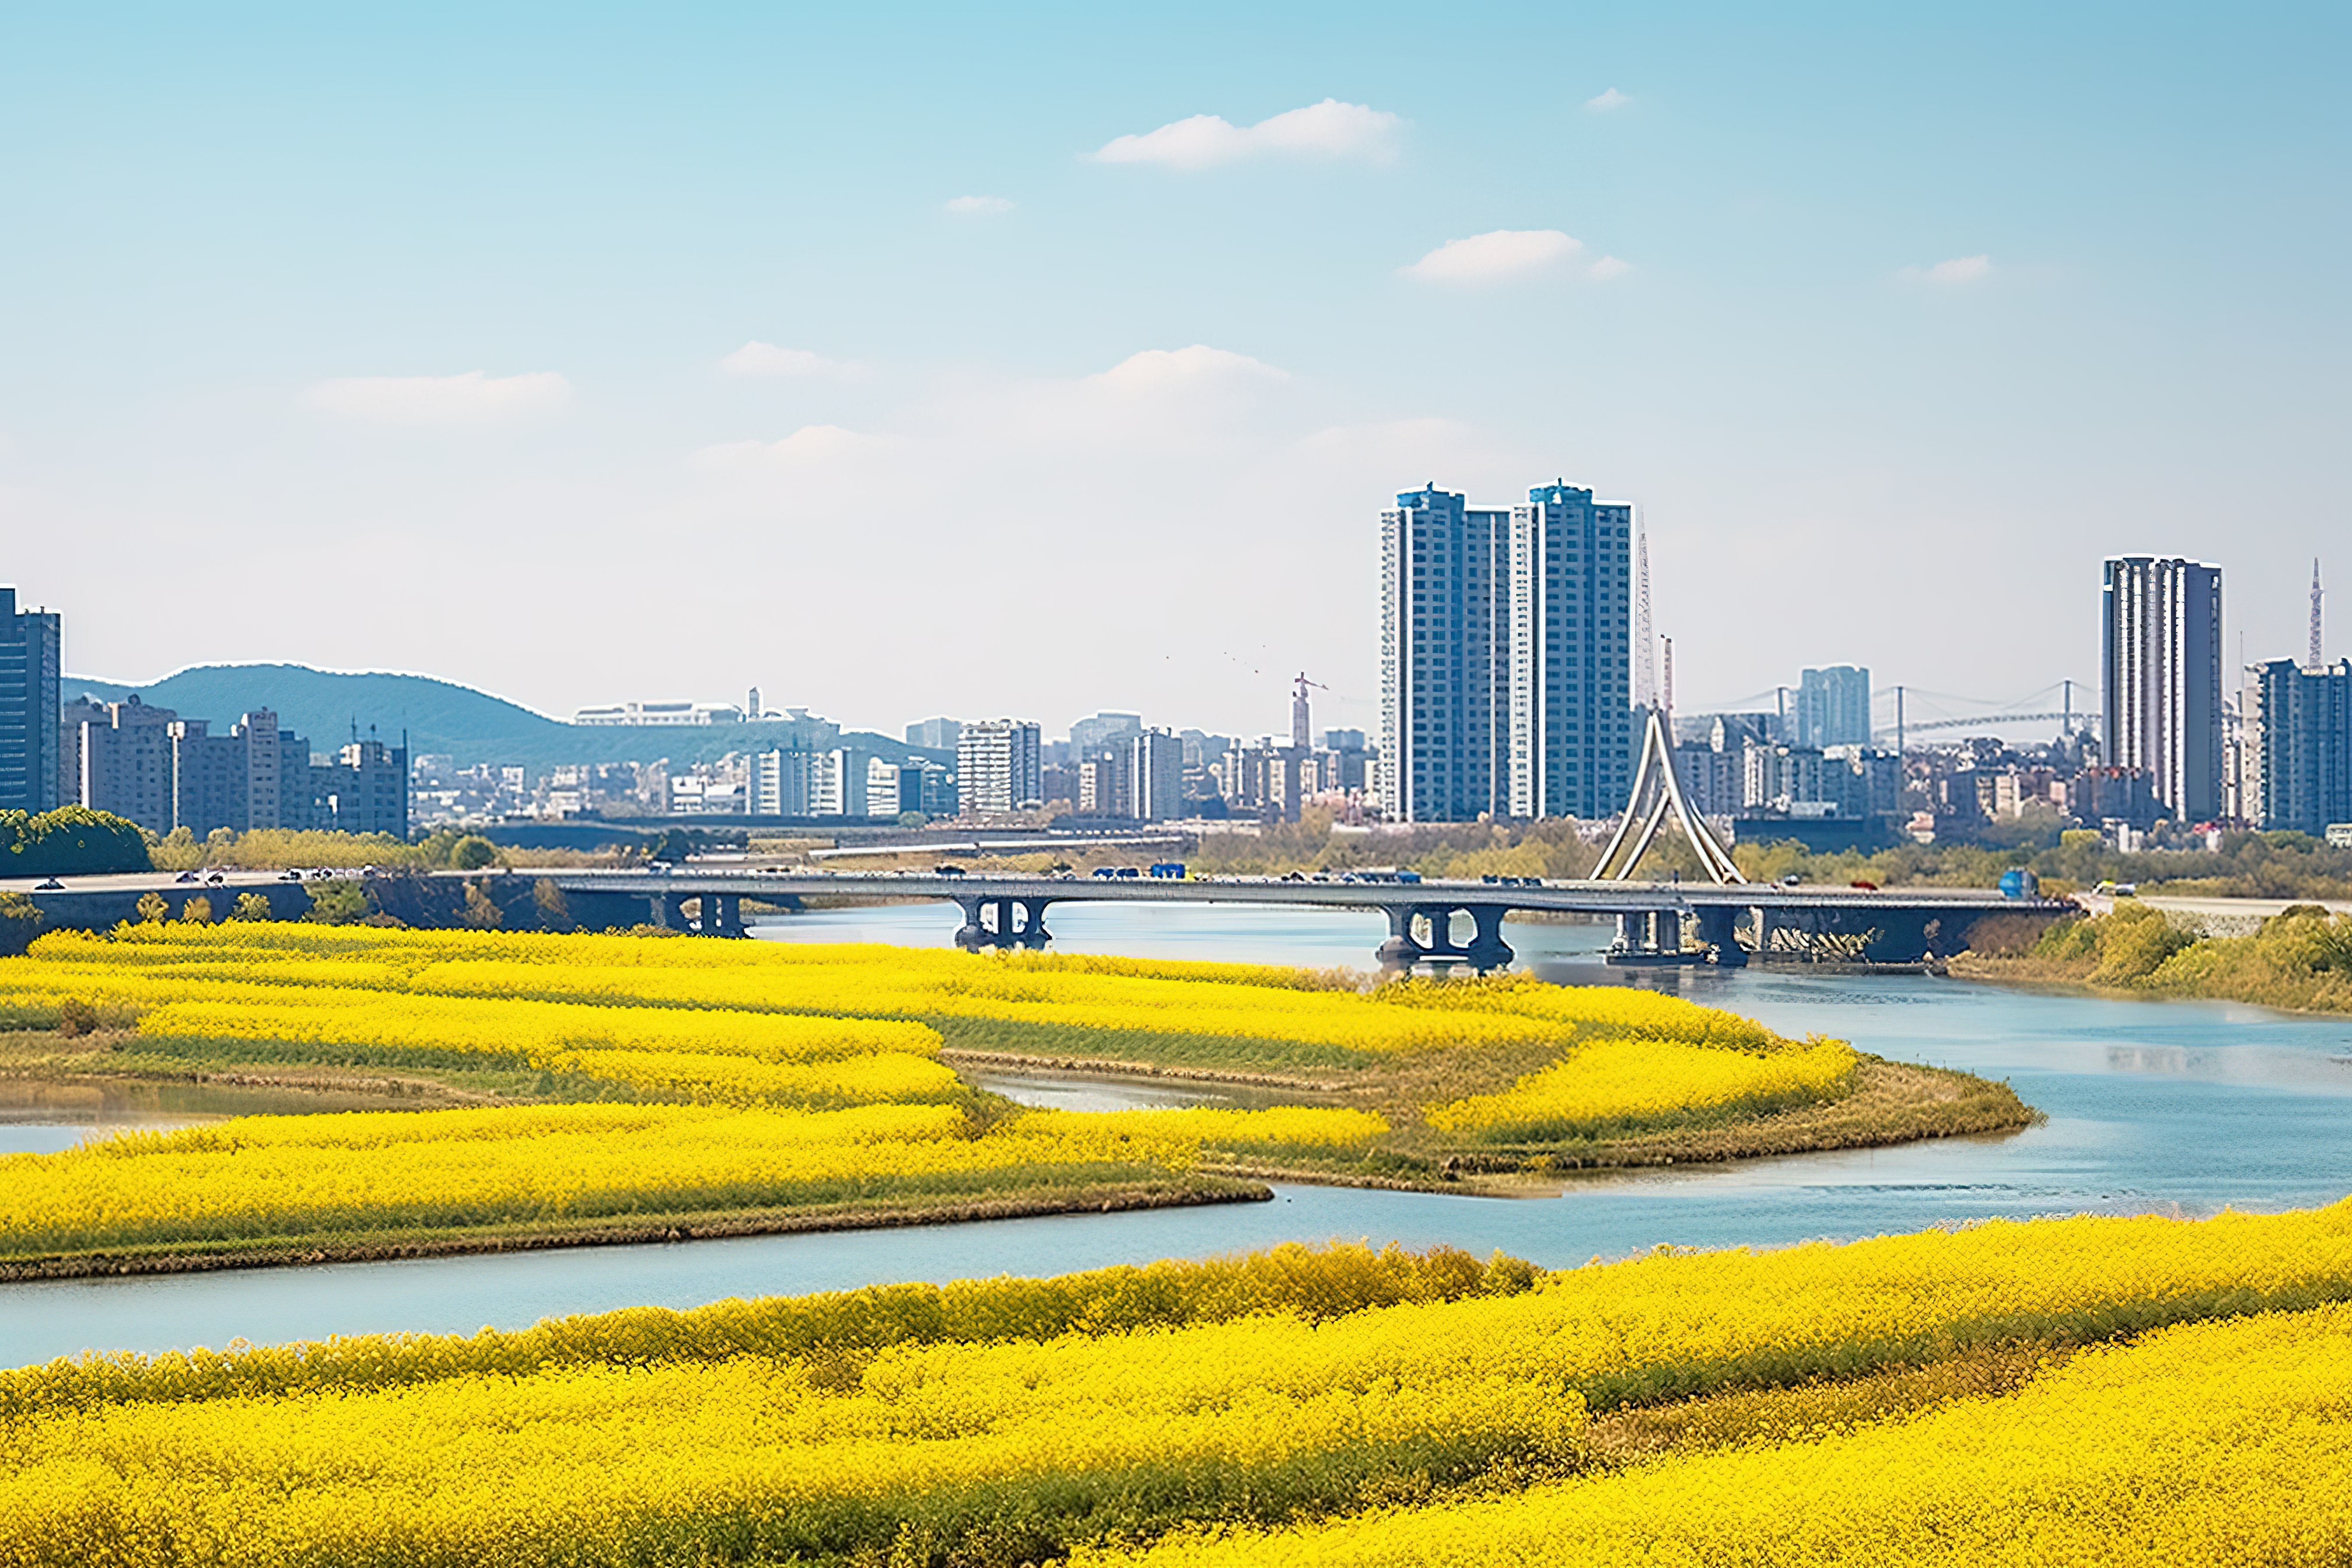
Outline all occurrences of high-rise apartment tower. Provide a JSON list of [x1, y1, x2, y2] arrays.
[[0, 588, 62, 813], [2247, 657, 2352, 835], [2102, 556, 2223, 822], [956, 720, 1042, 818], [1792, 666, 1872, 749], [1379, 483, 1633, 822]]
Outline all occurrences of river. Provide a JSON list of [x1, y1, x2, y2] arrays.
[[5, 901, 2350, 1369]]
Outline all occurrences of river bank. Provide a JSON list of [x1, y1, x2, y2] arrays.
[[1948, 897, 2352, 1017], [0, 1176, 1265, 1284]]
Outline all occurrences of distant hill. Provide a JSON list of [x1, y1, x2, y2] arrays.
[[63, 665, 947, 771]]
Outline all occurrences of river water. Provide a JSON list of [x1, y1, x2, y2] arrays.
[[5, 901, 2351, 1369]]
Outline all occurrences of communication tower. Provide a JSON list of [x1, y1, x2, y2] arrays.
[[2312, 559, 2325, 669]]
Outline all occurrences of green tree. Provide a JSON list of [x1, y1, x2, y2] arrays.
[[148, 826, 202, 872], [2088, 902, 2198, 985], [415, 828, 464, 868], [532, 878, 574, 932], [179, 895, 214, 925], [450, 835, 500, 871], [458, 879, 504, 928], [304, 882, 371, 925], [135, 891, 168, 924], [647, 828, 697, 863], [898, 811, 930, 830], [0, 892, 43, 956], [0, 806, 152, 876], [231, 891, 274, 922]]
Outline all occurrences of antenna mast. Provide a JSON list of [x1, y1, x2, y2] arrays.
[[2313, 558, 2325, 668], [1633, 519, 1659, 712]]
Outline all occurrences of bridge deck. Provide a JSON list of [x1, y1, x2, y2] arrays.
[[544, 868, 2059, 918], [4, 867, 2068, 972]]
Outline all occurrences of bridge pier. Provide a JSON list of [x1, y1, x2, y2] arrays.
[[956, 896, 1054, 951], [1607, 903, 1707, 966], [1652, 908, 1682, 954], [1376, 906, 1426, 973], [1465, 905, 1514, 973], [1377, 904, 1512, 974], [1692, 905, 1746, 966]]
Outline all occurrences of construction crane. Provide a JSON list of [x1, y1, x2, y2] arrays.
[[1291, 672, 1328, 749]]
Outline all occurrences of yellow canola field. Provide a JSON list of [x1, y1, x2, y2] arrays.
[[402, 956, 1555, 1056], [133, 992, 957, 1106], [17, 924, 1803, 1061], [1378, 973, 1782, 1051], [1078, 1302, 2352, 1568], [0, 1241, 1535, 1416], [14, 1204, 2352, 1566], [139, 990, 942, 1063], [0, 1102, 1197, 1257], [1019, 1106, 1391, 1155], [1426, 1036, 1860, 1141], [0, 1310, 1577, 1568]]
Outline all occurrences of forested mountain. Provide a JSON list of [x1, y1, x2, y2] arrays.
[[63, 665, 942, 770]]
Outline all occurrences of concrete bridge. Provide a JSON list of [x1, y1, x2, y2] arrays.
[[2, 866, 2068, 972], [545, 869, 2068, 972]]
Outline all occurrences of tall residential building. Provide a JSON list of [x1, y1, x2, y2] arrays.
[[1378, 483, 1632, 823], [904, 717, 963, 752], [1075, 747, 1128, 817], [956, 720, 1041, 817], [2247, 657, 2352, 834], [1130, 729, 1185, 823], [1069, 711, 1143, 752], [0, 587, 62, 813], [752, 749, 814, 816], [812, 748, 893, 817], [161, 709, 326, 836], [1792, 666, 1872, 749], [2103, 557, 2223, 822], [321, 738, 408, 838], [77, 696, 179, 830], [1379, 487, 1508, 821]]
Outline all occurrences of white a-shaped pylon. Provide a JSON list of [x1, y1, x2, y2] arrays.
[[1591, 707, 1745, 884]]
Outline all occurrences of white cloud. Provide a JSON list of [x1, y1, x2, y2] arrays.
[[1585, 88, 1631, 112], [1402, 229, 1586, 283], [1908, 254, 1994, 285], [944, 194, 1014, 215], [721, 342, 865, 378], [1091, 99, 1402, 170], [1085, 345, 1288, 394], [691, 424, 889, 472], [1586, 255, 1633, 281], [308, 371, 570, 427]]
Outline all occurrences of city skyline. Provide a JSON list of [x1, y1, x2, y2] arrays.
[[1, 5, 2342, 739]]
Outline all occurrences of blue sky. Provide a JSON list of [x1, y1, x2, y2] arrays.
[[2, 2, 2343, 739]]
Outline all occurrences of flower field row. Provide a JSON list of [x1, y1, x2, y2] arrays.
[[9, 1203, 2352, 1564], [18, 924, 1805, 1062], [1424, 1037, 1860, 1142], [1075, 1302, 2352, 1568], [0, 1241, 1536, 1417], [0, 1101, 1186, 1257], [132, 993, 958, 1107]]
